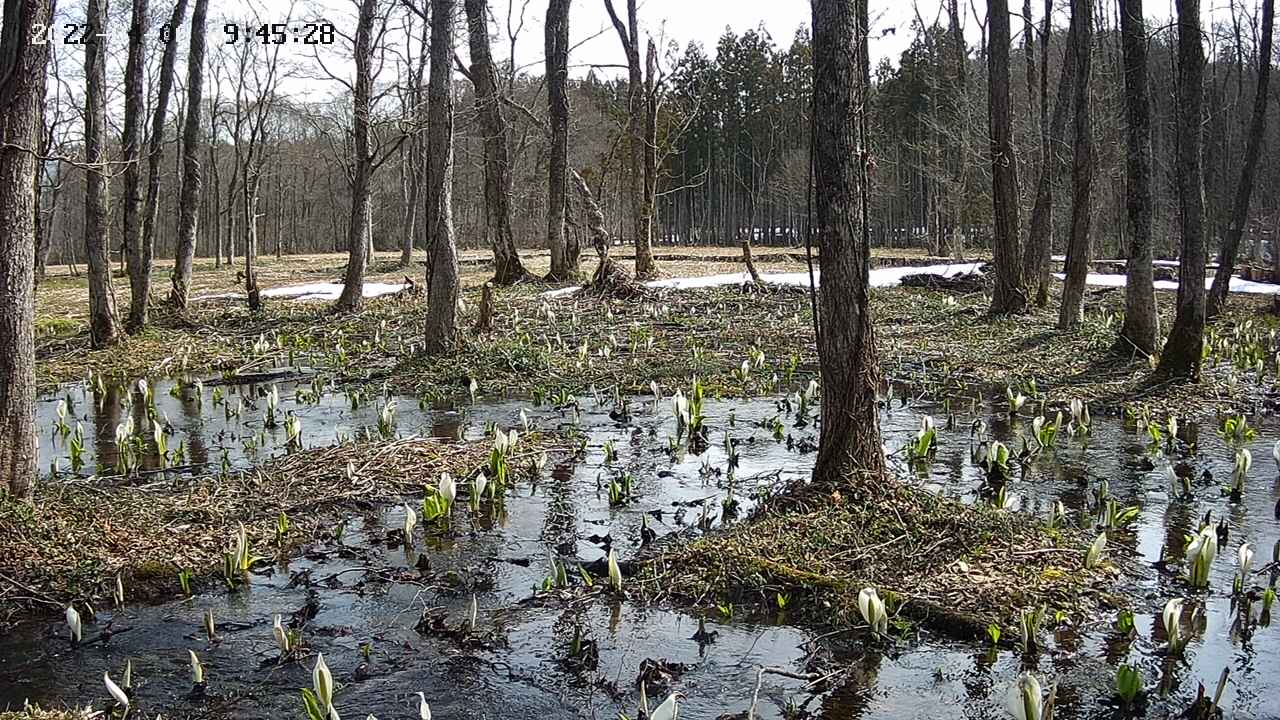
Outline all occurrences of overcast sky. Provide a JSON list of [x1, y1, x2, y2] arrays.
[[40, 0, 1250, 105]]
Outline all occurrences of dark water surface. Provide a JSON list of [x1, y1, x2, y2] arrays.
[[4, 375, 1279, 719]]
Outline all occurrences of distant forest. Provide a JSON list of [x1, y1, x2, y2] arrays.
[[34, 1, 1280, 272]]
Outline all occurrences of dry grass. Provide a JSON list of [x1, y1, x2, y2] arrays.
[[0, 707, 91, 720], [35, 248, 1275, 418], [641, 475, 1107, 636], [0, 435, 557, 626]]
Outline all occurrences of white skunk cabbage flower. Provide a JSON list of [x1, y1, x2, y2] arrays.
[[1273, 440, 1279, 467], [272, 614, 291, 653], [416, 692, 432, 720], [607, 549, 623, 591], [104, 671, 129, 710], [313, 652, 335, 713], [1085, 532, 1107, 569], [1238, 543, 1255, 583], [467, 594, 478, 631], [439, 473, 456, 510], [650, 692, 680, 720], [189, 650, 205, 684], [1005, 673, 1044, 720], [1186, 526, 1218, 587], [403, 503, 418, 539], [1163, 598, 1185, 652], [65, 605, 82, 643], [671, 389, 690, 426], [857, 587, 889, 635]]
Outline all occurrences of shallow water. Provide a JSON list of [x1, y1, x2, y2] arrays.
[[5, 377, 1280, 719]]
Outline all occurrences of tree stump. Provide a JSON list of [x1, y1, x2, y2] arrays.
[[475, 282, 495, 332]]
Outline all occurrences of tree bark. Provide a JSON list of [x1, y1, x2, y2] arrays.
[[639, 38, 658, 274], [1057, 0, 1094, 330], [604, 0, 656, 279], [987, 0, 1026, 315], [336, 0, 378, 311], [464, 0, 531, 285], [1158, 0, 1208, 379], [84, 0, 120, 348], [424, 0, 459, 354], [1116, 0, 1159, 355], [0, 0, 54, 498], [1207, 0, 1274, 317], [545, 0, 576, 280], [134, 0, 189, 325], [1022, 6, 1077, 306], [811, 0, 886, 481], [121, 0, 148, 332], [170, 0, 209, 310], [401, 18, 428, 269]]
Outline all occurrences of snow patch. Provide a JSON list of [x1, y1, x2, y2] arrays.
[[1053, 272, 1280, 295], [543, 262, 986, 298], [195, 282, 411, 303]]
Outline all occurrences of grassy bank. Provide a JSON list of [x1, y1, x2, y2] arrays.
[[35, 249, 1278, 418], [0, 435, 555, 627]]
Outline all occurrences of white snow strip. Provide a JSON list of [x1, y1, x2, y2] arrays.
[[543, 262, 986, 298], [1051, 272, 1280, 295], [194, 282, 411, 303]]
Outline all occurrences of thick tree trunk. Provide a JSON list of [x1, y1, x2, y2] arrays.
[[170, 0, 209, 309], [811, 0, 886, 481], [987, 0, 1025, 315], [1057, 0, 1094, 330], [1116, 0, 1159, 355], [136, 0, 189, 326], [423, 0, 458, 354], [545, 0, 576, 280], [121, 0, 148, 333], [336, 0, 378, 311], [1207, 0, 1274, 317], [1158, 0, 1207, 379], [464, 0, 531, 285], [84, 0, 120, 348], [0, 0, 54, 498], [1022, 10, 1078, 307], [32, 61, 50, 289]]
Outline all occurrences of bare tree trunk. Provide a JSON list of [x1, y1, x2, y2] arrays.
[[243, 168, 261, 310], [170, 0, 209, 309], [401, 21, 428, 269], [424, 0, 458, 354], [336, 0, 378, 311], [0, 0, 54, 498], [545, 0, 576, 280], [811, 0, 885, 480], [639, 38, 658, 274], [1116, 0, 1159, 355], [1057, 0, 1094, 329], [1207, 0, 1274, 317], [84, 0, 120, 348], [604, 0, 656, 279], [1158, 0, 1207, 379], [987, 0, 1026, 315], [32, 62, 50, 289], [464, 0, 531, 285], [138, 0, 189, 322], [121, 0, 148, 333]]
